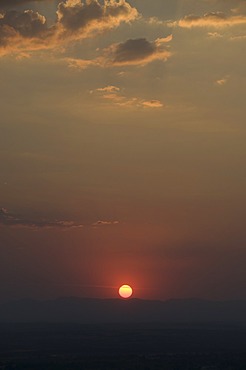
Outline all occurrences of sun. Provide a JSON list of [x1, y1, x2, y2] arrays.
[[118, 284, 133, 299]]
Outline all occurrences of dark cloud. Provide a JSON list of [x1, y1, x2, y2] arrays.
[[0, 8, 49, 54], [0, 9, 47, 38], [104, 36, 171, 66], [67, 35, 172, 68], [112, 38, 155, 63], [57, 0, 104, 32], [56, 0, 138, 37], [0, 208, 83, 229], [0, 0, 139, 56]]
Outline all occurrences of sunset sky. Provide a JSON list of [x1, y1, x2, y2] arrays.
[[0, 0, 246, 302]]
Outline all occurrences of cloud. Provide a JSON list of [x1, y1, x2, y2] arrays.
[[229, 33, 246, 41], [147, 16, 165, 26], [94, 85, 120, 93], [0, 0, 139, 56], [100, 92, 139, 106], [231, 2, 246, 15], [103, 36, 171, 66], [0, 208, 84, 229], [56, 0, 138, 40], [207, 31, 223, 38], [0, 208, 122, 229], [0, 9, 47, 38], [67, 36, 172, 69], [91, 85, 164, 109], [67, 58, 98, 69], [0, 9, 51, 55], [215, 75, 230, 85], [171, 12, 246, 28], [141, 100, 163, 108], [93, 220, 119, 226]]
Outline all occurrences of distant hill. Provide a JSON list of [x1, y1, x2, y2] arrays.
[[0, 297, 246, 323]]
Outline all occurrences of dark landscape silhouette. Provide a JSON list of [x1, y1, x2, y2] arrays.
[[0, 297, 246, 323], [0, 298, 246, 369]]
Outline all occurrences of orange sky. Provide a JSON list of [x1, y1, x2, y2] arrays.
[[0, 0, 246, 302]]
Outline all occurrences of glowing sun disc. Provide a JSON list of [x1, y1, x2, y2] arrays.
[[118, 284, 133, 299]]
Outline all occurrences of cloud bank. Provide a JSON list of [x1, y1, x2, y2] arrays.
[[0, 0, 139, 56]]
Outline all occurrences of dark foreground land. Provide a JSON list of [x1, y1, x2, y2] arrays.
[[0, 323, 246, 370]]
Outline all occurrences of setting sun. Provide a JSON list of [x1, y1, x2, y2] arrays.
[[118, 285, 133, 299]]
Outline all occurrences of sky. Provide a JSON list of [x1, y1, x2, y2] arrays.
[[0, 0, 246, 302]]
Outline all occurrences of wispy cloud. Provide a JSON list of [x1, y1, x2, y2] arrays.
[[0, 208, 122, 229], [92, 220, 119, 226], [229, 34, 246, 41], [141, 100, 164, 108], [215, 75, 230, 86], [91, 86, 164, 109], [94, 85, 120, 93], [170, 12, 246, 28], [207, 31, 223, 38], [231, 2, 246, 15], [0, 208, 84, 229]]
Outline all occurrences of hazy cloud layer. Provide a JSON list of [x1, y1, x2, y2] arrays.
[[0, 208, 84, 229], [171, 12, 246, 28]]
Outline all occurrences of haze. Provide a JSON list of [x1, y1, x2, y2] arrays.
[[0, 0, 246, 303]]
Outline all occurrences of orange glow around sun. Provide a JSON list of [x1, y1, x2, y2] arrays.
[[118, 284, 133, 299]]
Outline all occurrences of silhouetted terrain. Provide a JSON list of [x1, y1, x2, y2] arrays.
[[0, 297, 246, 323], [1, 298, 246, 369], [0, 322, 246, 369]]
